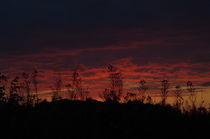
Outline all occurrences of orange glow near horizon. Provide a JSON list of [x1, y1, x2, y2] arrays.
[[15, 58, 209, 108], [1, 31, 210, 107]]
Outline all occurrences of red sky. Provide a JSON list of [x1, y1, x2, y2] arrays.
[[1, 1, 210, 105]]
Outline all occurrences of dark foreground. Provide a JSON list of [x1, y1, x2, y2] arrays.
[[0, 99, 209, 139]]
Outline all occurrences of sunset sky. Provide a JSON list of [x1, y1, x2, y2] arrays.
[[1, 0, 210, 104]]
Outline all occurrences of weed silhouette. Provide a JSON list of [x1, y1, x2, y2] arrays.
[[187, 81, 197, 110], [173, 85, 184, 110], [160, 80, 170, 105], [107, 64, 123, 101], [0, 68, 209, 139], [137, 80, 149, 103]]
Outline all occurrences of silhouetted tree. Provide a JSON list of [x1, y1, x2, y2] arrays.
[[9, 77, 22, 105], [0, 73, 7, 102], [173, 85, 183, 110], [160, 80, 170, 105], [106, 64, 123, 101], [72, 69, 88, 100], [31, 68, 40, 104], [0, 68, 210, 139], [186, 81, 196, 110], [22, 72, 35, 105], [137, 80, 148, 103], [51, 76, 63, 101]]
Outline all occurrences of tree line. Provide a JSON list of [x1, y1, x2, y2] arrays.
[[0, 65, 208, 112]]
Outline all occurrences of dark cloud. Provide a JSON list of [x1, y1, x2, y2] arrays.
[[1, 0, 210, 53], [1, 0, 210, 96]]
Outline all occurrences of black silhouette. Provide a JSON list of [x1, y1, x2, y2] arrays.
[[160, 80, 170, 105], [0, 68, 209, 139]]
